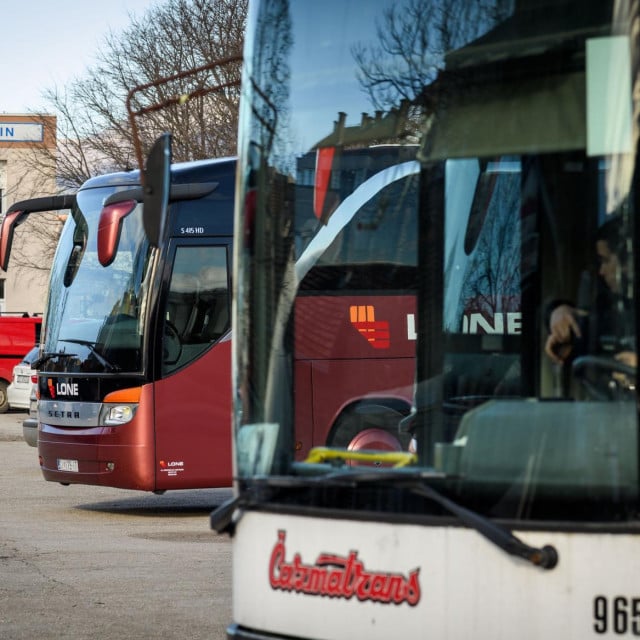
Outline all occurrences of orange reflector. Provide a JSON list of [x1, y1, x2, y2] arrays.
[[350, 304, 375, 323], [103, 386, 142, 403]]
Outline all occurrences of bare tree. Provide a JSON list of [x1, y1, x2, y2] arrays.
[[458, 169, 521, 327], [352, 0, 513, 112], [82, 0, 246, 169], [22, 0, 246, 190], [10, 0, 246, 273]]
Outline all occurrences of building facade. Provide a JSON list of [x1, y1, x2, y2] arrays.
[[0, 113, 60, 315]]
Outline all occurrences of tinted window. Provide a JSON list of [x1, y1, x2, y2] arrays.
[[161, 245, 230, 375]]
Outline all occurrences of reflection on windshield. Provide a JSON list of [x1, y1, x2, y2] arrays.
[[58, 338, 119, 372], [44, 187, 150, 374]]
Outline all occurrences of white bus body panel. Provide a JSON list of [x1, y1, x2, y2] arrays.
[[232, 511, 640, 639]]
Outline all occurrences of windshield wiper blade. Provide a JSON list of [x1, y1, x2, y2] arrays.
[[401, 478, 558, 570], [317, 469, 557, 569], [32, 351, 78, 369], [211, 470, 558, 570], [60, 338, 120, 372]]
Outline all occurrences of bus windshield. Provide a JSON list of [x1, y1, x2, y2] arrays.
[[44, 187, 149, 374], [234, 0, 639, 523]]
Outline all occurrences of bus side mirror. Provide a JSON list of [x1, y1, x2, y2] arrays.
[[143, 133, 172, 248], [97, 200, 137, 267], [0, 209, 27, 271], [0, 194, 76, 271]]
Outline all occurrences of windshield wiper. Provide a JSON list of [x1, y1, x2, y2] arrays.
[[211, 470, 558, 571], [397, 475, 558, 570], [60, 338, 120, 372], [32, 351, 78, 369]]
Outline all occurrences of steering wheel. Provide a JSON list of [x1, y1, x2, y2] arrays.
[[572, 355, 636, 400]]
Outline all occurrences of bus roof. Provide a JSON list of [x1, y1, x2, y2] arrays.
[[80, 156, 237, 190]]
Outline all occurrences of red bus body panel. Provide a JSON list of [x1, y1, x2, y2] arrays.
[[154, 336, 232, 490], [294, 295, 416, 455], [38, 338, 232, 491], [38, 384, 156, 490]]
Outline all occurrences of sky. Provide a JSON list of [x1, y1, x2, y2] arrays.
[[1, 0, 160, 114]]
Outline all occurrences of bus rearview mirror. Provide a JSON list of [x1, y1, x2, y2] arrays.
[[143, 133, 172, 248], [0, 210, 26, 271], [0, 195, 76, 271]]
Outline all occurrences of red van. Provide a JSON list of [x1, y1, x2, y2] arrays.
[[0, 314, 41, 412]]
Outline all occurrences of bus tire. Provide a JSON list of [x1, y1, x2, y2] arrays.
[[328, 403, 410, 452], [0, 380, 9, 413]]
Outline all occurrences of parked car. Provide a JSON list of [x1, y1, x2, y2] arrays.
[[22, 381, 38, 447], [7, 346, 39, 411]]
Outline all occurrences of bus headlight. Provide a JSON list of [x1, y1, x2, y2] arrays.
[[100, 404, 137, 425]]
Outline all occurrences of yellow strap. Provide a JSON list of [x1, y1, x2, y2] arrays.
[[305, 446, 416, 468]]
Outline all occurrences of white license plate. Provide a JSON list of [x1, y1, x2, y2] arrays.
[[17, 375, 29, 383], [57, 459, 79, 472]]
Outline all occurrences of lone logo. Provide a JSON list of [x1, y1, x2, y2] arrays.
[[47, 379, 79, 397], [350, 305, 390, 349]]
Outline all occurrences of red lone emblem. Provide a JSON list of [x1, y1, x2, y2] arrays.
[[350, 305, 391, 349]]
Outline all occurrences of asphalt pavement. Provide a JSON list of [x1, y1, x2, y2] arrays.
[[0, 410, 25, 442], [0, 410, 234, 639]]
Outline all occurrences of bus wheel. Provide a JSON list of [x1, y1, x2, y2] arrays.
[[328, 404, 408, 453], [0, 381, 8, 413]]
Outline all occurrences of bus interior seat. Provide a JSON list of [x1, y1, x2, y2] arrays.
[[197, 266, 230, 341], [167, 273, 200, 338], [437, 399, 638, 503]]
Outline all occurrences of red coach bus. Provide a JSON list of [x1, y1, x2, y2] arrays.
[[0, 156, 236, 492]]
